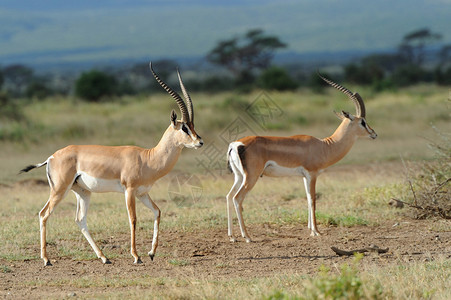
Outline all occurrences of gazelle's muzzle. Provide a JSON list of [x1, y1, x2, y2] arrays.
[[194, 137, 204, 149], [369, 129, 377, 139]]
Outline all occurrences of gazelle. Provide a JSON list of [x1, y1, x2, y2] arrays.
[[20, 63, 203, 265], [226, 75, 377, 242]]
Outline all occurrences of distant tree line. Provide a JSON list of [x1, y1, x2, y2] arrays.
[[0, 28, 450, 103], [343, 28, 451, 90]]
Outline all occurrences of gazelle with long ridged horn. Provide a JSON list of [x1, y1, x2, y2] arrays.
[[20, 62, 203, 265], [226, 75, 377, 242]]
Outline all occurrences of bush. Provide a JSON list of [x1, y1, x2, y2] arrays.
[[0, 91, 24, 121], [408, 126, 450, 219], [258, 66, 298, 91], [390, 64, 431, 87], [434, 66, 451, 85], [26, 81, 53, 99], [0, 69, 4, 89], [202, 75, 234, 92], [304, 256, 383, 300], [344, 63, 384, 85], [75, 70, 117, 101], [264, 256, 384, 300], [391, 126, 450, 220], [235, 70, 256, 93]]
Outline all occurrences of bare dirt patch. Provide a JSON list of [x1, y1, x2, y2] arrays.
[[1, 219, 450, 298]]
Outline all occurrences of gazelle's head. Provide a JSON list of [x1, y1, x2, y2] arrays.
[[150, 62, 204, 149], [319, 74, 377, 140]]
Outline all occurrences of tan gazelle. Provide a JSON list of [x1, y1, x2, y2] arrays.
[[20, 62, 203, 265], [226, 75, 377, 242]]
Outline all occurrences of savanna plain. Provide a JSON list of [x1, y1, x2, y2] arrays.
[[0, 85, 450, 299]]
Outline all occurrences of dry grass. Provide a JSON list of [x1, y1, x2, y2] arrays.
[[1, 86, 450, 298]]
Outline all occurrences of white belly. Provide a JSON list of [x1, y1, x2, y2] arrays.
[[76, 172, 124, 193], [262, 160, 309, 177], [74, 172, 152, 195]]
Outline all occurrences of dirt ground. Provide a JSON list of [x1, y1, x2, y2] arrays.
[[1, 218, 450, 298]]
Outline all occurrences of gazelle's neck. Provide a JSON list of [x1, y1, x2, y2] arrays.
[[146, 126, 183, 176], [321, 119, 358, 167]]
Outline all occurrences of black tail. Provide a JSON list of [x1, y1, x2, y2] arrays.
[[19, 165, 37, 174], [19, 160, 48, 174]]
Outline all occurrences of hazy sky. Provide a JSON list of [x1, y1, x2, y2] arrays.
[[1, 0, 450, 65]]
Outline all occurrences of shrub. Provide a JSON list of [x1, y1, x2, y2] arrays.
[[392, 126, 450, 219], [203, 75, 234, 92], [304, 256, 383, 300], [344, 63, 384, 85], [75, 70, 117, 101], [26, 80, 53, 99], [258, 66, 298, 91], [0, 69, 4, 89], [434, 66, 451, 85], [390, 64, 431, 87], [0, 91, 24, 121]]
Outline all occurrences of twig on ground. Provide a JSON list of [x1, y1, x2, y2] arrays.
[[331, 245, 389, 256]]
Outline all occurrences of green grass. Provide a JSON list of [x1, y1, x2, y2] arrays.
[[168, 259, 191, 266]]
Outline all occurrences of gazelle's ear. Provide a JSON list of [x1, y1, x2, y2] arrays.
[[341, 110, 355, 120], [170, 110, 177, 127], [333, 110, 345, 120]]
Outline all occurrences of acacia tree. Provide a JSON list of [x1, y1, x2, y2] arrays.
[[399, 28, 442, 66], [207, 29, 287, 77]]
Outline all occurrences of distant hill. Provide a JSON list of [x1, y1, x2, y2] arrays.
[[0, 0, 450, 70]]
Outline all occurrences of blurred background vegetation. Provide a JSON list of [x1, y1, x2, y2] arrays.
[[0, 27, 450, 105]]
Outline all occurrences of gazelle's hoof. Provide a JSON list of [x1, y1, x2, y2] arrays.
[[101, 257, 111, 264], [310, 230, 322, 237], [148, 252, 155, 261], [43, 259, 52, 266], [134, 257, 143, 264], [229, 236, 237, 242], [245, 238, 252, 243]]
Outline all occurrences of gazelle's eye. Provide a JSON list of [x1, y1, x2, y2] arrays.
[[181, 124, 189, 135]]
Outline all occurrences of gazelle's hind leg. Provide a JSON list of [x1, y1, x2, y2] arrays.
[[226, 171, 244, 242], [72, 185, 110, 264], [39, 188, 69, 266], [136, 193, 160, 261], [232, 173, 259, 243]]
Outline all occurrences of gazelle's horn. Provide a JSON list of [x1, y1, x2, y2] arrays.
[[318, 73, 366, 118], [177, 68, 194, 124], [149, 62, 189, 123]]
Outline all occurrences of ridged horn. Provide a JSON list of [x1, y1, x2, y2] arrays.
[[318, 73, 366, 118], [177, 68, 194, 124], [149, 62, 189, 123]]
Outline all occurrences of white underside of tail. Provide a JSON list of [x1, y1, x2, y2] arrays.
[[228, 141, 245, 175]]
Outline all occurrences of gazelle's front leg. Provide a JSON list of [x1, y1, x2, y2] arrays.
[[303, 174, 321, 236], [137, 193, 160, 261], [125, 188, 142, 264]]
